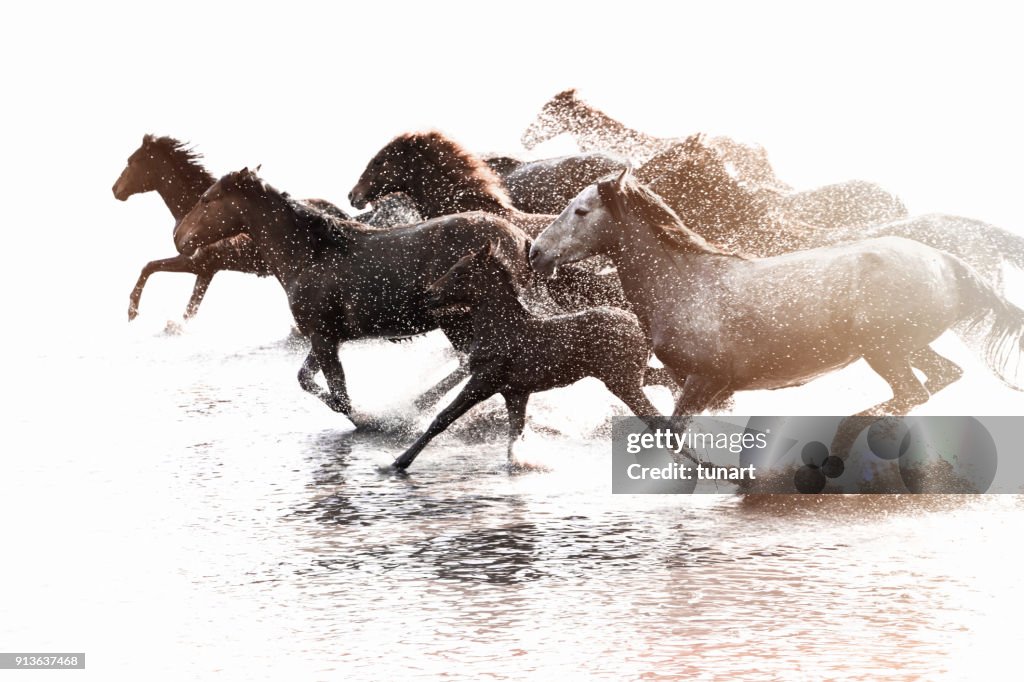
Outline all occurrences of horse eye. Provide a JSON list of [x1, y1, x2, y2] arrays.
[[575, 207, 589, 217]]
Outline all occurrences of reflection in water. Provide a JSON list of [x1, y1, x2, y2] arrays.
[[5, 321, 1023, 680]]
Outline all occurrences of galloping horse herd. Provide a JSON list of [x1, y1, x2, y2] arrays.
[[114, 89, 1024, 471]]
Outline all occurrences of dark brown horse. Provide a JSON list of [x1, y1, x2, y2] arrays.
[[485, 151, 630, 214], [347, 130, 627, 310], [521, 88, 786, 189], [173, 168, 536, 421], [393, 242, 662, 471], [531, 170, 1024, 417], [113, 135, 422, 322]]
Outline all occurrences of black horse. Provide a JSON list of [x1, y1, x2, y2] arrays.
[[113, 134, 422, 322], [173, 168, 537, 422], [393, 242, 662, 471]]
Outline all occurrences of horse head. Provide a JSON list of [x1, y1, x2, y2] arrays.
[[173, 167, 261, 256], [428, 241, 510, 311], [112, 134, 164, 200], [348, 134, 421, 209], [521, 89, 579, 150], [529, 167, 630, 276]]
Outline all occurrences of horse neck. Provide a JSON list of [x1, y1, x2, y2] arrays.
[[609, 217, 713, 320], [155, 161, 216, 222], [242, 194, 339, 285], [410, 158, 510, 218]]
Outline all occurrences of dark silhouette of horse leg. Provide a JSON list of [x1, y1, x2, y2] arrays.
[[606, 382, 660, 418], [910, 346, 964, 395], [502, 392, 531, 468], [393, 375, 497, 470], [297, 351, 329, 402], [672, 375, 731, 416], [643, 366, 678, 390], [859, 353, 931, 417], [128, 255, 201, 321], [183, 272, 215, 321], [413, 356, 471, 411], [309, 334, 352, 414]]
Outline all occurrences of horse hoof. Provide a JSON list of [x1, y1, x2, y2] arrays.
[[323, 396, 350, 413], [507, 458, 550, 474], [128, 308, 138, 322]]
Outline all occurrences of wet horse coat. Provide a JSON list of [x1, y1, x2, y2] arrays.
[[529, 171, 1024, 416]]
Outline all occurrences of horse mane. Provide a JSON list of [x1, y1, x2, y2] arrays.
[[636, 134, 768, 242], [599, 175, 746, 258], [145, 134, 215, 185], [279, 193, 379, 252], [226, 173, 373, 253], [393, 131, 514, 211]]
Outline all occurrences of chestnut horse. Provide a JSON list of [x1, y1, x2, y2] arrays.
[[113, 135, 422, 321]]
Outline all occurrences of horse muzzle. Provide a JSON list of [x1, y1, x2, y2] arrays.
[[348, 188, 369, 210], [528, 243, 559, 277], [112, 179, 129, 201]]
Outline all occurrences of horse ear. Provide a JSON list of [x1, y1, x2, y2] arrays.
[[616, 166, 631, 191], [254, 164, 262, 174]]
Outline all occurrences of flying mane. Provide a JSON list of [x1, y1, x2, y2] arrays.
[[223, 171, 377, 254], [145, 134, 216, 186], [636, 133, 769, 237], [393, 131, 515, 212], [598, 175, 747, 258]]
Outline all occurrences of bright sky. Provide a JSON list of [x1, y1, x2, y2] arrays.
[[2, 1, 1022, 364]]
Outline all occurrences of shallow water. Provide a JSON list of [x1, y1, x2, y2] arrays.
[[4, 274, 1024, 680]]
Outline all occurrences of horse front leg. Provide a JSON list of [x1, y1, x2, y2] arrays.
[[128, 255, 200, 321], [393, 375, 496, 470], [308, 333, 352, 415]]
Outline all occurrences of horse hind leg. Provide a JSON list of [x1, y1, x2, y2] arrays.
[[502, 392, 542, 472], [673, 375, 732, 416], [910, 346, 963, 396], [859, 353, 931, 416], [414, 355, 471, 411]]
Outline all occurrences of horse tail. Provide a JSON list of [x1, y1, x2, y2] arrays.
[[954, 258, 1024, 390]]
